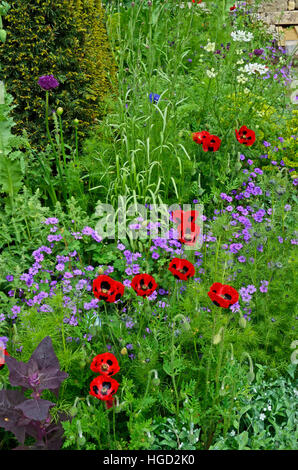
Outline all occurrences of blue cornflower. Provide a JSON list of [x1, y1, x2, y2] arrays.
[[149, 93, 160, 104]]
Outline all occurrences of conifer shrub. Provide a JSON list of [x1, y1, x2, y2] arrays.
[[0, 0, 117, 144]]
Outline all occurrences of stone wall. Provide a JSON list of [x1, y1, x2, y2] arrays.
[[257, 1, 298, 26], [252, 1, 298, 60]]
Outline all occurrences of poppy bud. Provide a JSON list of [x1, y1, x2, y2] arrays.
[[73, 118, 79, 125], [247, 371, 255, 383], [144, 305, 152, 314], [182, 322, 191, 331], [213, 327, 224, 345], [121, 347, 128, 355], [212, 333, 222, 345], [57, 107, 63, 115], [77, 436, 86, 446], [69, 406, 78, 417], [239, 317, 247, 328], [151, 377, 160, 387]]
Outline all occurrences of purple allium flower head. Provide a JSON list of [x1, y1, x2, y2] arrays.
[[38, 75, 59, 91]]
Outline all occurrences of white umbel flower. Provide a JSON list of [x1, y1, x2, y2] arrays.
[[206, 68, 217, 78], [204, 41, 216, 52], [237, 74, 248, 84], [231, 30, 254, 42], [239, 63, 269, 75]]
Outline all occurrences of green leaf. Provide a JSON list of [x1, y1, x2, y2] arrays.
[[0, 156, 23, 198], [0, 29, 6, 43]]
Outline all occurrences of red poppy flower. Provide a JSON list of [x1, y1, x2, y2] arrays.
[[202, 134, 222, 152], [168, 258, 195, 281], [235, 126, 256, 146], [0, 348, 9, 371], [171, 210, 200, 245], [178, 222, 201, 246], [207, 282, 239, 308], [230, 5, 236, 10], [192, 131, 210, 145], [131, 274, 158, 297], [106, 398, 115, 409], [192, 0, 202, 3], [89, 375, 119, 401], [93, 275, 124, 303], [90, 352, 120, 377], [172, 209, 199, 225]]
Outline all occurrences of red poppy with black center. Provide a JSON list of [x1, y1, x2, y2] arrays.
[[89, 375, 119, 401], [93, 275, 124, 303], [202, 134, 221, 152], [178, 222, 201, 246], [171, 210, 200, 245], [0, 348, 9, 371], [192, 131, 210, 145], [131, 274, 158, 297], [235, 126, 256, 146], [168, 258, 195, 281], [90, 352, 120, 376], [207, 282, 239, 309], [172, 209, 199, 225]]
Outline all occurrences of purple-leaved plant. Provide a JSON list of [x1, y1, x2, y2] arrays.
[[0, 336, 68, 449]]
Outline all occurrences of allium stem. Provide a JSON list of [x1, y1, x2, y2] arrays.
[[45, 91, 63, 188]]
